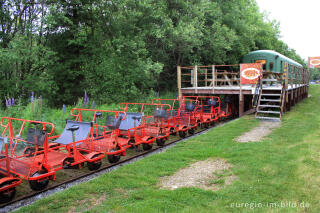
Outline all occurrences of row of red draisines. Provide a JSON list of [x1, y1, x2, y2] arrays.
[[0, 96, 232, 203]]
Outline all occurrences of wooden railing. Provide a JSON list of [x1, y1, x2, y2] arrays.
[[177, 64, 309, 92], [178, 65, 240, 91]]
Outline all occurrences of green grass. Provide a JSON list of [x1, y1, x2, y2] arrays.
[[14, 85, 320, 212]]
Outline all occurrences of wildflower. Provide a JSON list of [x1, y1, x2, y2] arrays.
[[31, 92, 34, 103], [5, 97, 15, 108], [83, 91, 90, 105], [83, 91, 87, 105]]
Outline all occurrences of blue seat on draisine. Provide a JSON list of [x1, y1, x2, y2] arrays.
[[118, 112, 143, 131], [54, 120, 92, 145]]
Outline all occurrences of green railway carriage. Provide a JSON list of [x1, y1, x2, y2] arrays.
[[242, 50, 303, 78]]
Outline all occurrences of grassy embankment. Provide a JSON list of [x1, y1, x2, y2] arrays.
[[14, 85, 320, 212]]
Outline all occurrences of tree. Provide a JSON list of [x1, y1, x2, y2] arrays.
[[0, 0, 307, 106]]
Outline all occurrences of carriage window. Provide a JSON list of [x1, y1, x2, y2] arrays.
[[269, 62, 274, 71], [255, 60, 266, 70]]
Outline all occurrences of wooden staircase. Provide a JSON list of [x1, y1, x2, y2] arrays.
[[254, 78, 284, 122]]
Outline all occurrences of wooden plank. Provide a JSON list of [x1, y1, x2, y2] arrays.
[[239, 94, 244, 117], [290, 65, 294, 101], [215, 72, 238, 75], [283, 62, 288, 102], [195, 65, 198, 93], [223, 74, 232, 86], [198, 79, 239, 82], [180, 88, 252, 95], [205, 69, 207, 87], [239, 67, 243, 117], [177, 66, 182, 98], [212, 65, 215, 94]]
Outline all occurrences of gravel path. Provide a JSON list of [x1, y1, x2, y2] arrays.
[[236, 121, 281, 143], [159, 159, 236, 191]]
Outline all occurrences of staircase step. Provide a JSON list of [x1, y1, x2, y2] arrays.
[[256, 116, 281, 121], [261, 94, 281, 96], [258, 105, 280, 108], [257, 110, 280, 114], [260, 99, 281, 102]]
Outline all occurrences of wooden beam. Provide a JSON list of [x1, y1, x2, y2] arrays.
[[239, 94, 244, 117], [177, 66, 182, 98], [222, 74, 232, 86], [195, 65, 198, 93], [212, 65, 215, 94], [284, 62, 288, 102], [291, 66, 294, 102], [204, 69, 207, 87]]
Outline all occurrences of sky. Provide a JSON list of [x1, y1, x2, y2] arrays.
[[255, 0, 320, 60]]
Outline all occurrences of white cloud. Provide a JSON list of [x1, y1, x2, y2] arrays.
[[255, 0, 320, 60]]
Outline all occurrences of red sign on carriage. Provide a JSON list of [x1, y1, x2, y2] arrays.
[[240, 63, 262, 84], [308, 57, 320, 68]]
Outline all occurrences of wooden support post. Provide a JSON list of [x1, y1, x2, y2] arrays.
[[287, 91, 291, 111], [290, 65, 294, 104], [239, 94, 244, 117], [195, 65, 198, 93], [284, 62, 289, 103], [291, 66, 294, 87], [281, 66, 287, 114], [300, 68, 302, 85], [212, 65, 215, 94], [299, 87, 301, 101], [177, 66, 182, 98], [303, 70, 305, 98], [299, 68, 302, 100], [205, 69, 208, 87], [239, 71, 244, 117]]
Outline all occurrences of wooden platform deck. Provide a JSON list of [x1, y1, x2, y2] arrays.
[[177, 64, 309, 117], [180, 84, 307, 95]]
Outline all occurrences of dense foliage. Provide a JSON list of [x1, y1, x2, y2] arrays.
[[310, 68, 320, 80], [0, 0, 305, 107]]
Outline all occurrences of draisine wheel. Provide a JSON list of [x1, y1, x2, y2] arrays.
[[62, 157, 82, 169], [170, 128, 177, 136], [87, 154, 103, 171], [0, 181, 16, 203], [188, 128, 195, 135], [107, 150, 121, 164], [142, 143, 153, 151], [156, 138, 165, 146], [178, 131, 186, 138], [29, 171, 49, 191]]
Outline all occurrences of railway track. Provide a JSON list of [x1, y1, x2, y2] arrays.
[[1, 118, 235, 212]]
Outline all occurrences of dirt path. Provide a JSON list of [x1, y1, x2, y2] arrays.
[[236, 121, 281, 143], [159, 159, 236, 191]]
